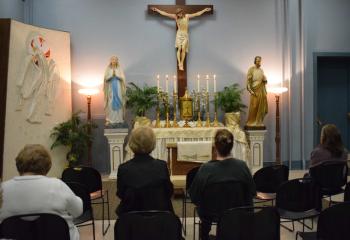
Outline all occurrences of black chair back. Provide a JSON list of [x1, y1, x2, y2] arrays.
[[276, 178, 321, 212], [117, 180, 174, 215], [62, 166, 102, 194], [1, 213, 70, 240], [317, 202, 350, 240], [310, 161, 348, 192], [253, 164, 289, 193], [200, 180, 248, 218], [344, 182, 350, 202], [114, 210, 182, 240], [66, 182, 92, 213], [217, 207, 280, 240], [186, 166, 200, 190]]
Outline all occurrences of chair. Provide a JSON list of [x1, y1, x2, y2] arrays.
[[66, 182, 96, 240], [114, 210, 182, 240], [1, 213, 70, 240], [182, 166, 200, 235], [253, 164, 289, 205], [344, 181, 350, 202], [217, 206, 280, 240], [116, 179, 174, 215], [296, 202, 350, 240], [309, 161, 348, 206], [276, 178, 321, 232], [62, 166, 110, 234], [193, 180, 249, 240]]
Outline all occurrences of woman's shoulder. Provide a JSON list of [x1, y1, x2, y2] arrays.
[[311, 145, 331, 157]]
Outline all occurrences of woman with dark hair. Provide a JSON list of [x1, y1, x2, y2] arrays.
[[310, 124, 347, 168], [189, 129, 256, 240]]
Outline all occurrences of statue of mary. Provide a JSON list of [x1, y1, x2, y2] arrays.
[[104, 56, 126, 126]]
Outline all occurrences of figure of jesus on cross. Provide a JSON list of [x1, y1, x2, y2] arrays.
[[151, 7, 211, 71]]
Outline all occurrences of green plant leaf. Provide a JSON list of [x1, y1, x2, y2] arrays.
[[217, 83, 247, 113], [126, 82, 158, 116]]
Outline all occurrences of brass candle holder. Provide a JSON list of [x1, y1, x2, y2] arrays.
[[155, 92, 161, 128], [164, 93, 171, 128], [159, 91, 171, 128], [196, 91, 202, 127], [172, 91, 179, 128], [212, 92, 219, 127], [204, 91, 211, 127]]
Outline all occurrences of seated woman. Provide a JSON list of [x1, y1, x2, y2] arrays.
[[116, 126, 174, 215], [310, 124, 347, 168], [189, 129, 256, 240], [0, 144, 83, 240]]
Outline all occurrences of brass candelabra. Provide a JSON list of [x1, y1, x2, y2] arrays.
[[155, 91, 161, 128], [196, 90, 202, 127], [172, 91, 179, 127], [204, 91, 210, 127], [212, 92, 219, 127]]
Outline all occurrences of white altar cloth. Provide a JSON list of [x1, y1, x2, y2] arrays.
[[150, 127, 249, 166]]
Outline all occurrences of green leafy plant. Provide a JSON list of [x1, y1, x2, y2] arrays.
[[50, 112, 97, 167], [126, 82, 158, 116], [217, 83, 247, 113]]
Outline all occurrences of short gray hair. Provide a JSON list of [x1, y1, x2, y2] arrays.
[[129, 126, 156, 154]]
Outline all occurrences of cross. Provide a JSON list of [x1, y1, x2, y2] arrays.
[[148, 0, 213, 97]]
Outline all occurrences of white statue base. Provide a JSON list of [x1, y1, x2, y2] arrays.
[[104, 128, 128, 179], [245, 130, 267, 173]]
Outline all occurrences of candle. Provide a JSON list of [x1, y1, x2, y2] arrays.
[[165, 74, 169, 93], [157, 74, 160, 93], [197, 74, 200, 92], [206, 75, 209, 92], [213, 74, 216, 92], [173, 75, 177, 93]]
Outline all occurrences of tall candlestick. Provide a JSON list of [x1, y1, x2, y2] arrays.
[[213, 74, 216, 92], [197, 74, 200, 92], [173, 75, 177, 93], [206, 75, 209, 92], [165, 74, 169, 93], [157, 74, 160, 93]]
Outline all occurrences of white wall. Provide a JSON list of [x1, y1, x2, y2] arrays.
[[2, 0, 349, 171]]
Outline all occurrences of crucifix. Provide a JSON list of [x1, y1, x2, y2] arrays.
[[148, 0, 213, 97]]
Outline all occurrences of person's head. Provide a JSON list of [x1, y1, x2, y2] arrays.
[[110, 56, 119, 67], [176, 8, 184, 18], [15, 144, 52, 176], [129, 126, 156, 155], [320, 124, 344, 157], [214, 129, 234, 158], [254, 56, 262, 67]]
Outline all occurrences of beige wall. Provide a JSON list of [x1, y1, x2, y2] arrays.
[[3, 20, 71, 180]]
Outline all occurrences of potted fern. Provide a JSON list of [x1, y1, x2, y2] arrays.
[[217, 83, 247, 127], [126, 82, 158, 126], [50, 112, 96, 167]]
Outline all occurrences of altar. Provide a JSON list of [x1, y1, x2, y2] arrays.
[[124, 125, 250, 170]]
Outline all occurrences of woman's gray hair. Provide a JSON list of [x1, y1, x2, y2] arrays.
[[129, 126, 156, 154]]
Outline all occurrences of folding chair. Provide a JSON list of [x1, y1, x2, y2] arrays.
[[217, 206, 280, 240], [115, 210, 182, 240], [62, 166, 110, 235], [1, 213, 70, 240], [296, 202, 350, 240], [66, 182, 96, 240], [253, 164, 289, 205]]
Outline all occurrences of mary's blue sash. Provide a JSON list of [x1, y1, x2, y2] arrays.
[[110, 76, 122, 111]]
